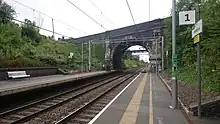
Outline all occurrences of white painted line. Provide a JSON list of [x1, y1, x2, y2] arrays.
[[88, 73, 142, 124], [158, 119, 163, 124], [156, 116, 164, 124], [169, 105, 174, 109]]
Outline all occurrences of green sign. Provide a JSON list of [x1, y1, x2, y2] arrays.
[[172, 54, 178, 67], [172, 54, 178, 77], [172, 71, 177, 77]]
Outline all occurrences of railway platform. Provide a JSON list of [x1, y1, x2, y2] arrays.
[[89, 73, 188, 124], [0, 71, 112, 96]]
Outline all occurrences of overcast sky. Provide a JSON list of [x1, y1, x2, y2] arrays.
[[6, 0, 171, 38], [5, 0, 172, 62]]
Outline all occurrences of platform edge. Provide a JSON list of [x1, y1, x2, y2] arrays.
[[157, 73, 194, 124]]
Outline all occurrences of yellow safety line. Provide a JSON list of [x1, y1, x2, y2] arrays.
[[149, 73, 154, 124], [119, 73, 147, 124]]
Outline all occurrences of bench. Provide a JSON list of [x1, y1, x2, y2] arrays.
[[7, 71, 30, 79]]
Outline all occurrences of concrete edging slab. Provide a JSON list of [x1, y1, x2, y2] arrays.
[[157, 73, 194, 124], [0, 71, 112, 96]]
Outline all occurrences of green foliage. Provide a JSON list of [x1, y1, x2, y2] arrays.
[[21, 19, 42, 43], [123, 59, 146, 69], [0, 23, 24, 59], [123, 52, 147, 69], [0, 3, 105, 70], [122, 50, 145, 68], [165, 0, 220, 92], [0, 0, 16, 23], [0, 22, 105, 69]]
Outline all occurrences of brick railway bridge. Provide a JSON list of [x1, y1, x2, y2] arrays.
[[69, 18, 165, 71]]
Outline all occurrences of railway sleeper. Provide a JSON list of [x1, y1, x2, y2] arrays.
[[84, 109, 100, 114], [78, 113, 95, 118], [72, 117, 91, 122]]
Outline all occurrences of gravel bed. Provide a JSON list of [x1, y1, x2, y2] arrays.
[[0, 75, 123, 124], [26, 75, 129, 124], [35, 105, 47, 109], [17, 112, 30, 116], [70, 120, 84, 124], [2, 78, 110, 122], [68, 74, 138, 123], [159, 71, 220, 108], [3, 115, 18, 120]]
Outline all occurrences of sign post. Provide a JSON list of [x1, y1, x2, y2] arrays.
[[178, 4, 202, 118], [171, 0, 178, 109], [192, 6, 202, 117], [171, 9, 196, 109]]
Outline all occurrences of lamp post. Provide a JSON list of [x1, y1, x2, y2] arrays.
[[171, 0, 178, 109]]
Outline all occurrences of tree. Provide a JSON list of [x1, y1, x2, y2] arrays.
[[0, 0, 16, 23], [21, 19, 42, 43], [165, 0, 220, 91]]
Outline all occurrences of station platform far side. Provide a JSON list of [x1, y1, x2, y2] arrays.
[[0, 71, 111, 96]]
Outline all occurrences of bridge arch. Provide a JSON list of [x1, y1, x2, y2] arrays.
[[112, 41, 149, 70]]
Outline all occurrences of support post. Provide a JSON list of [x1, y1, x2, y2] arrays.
[[52, 18, 55, 39], [171, 0, 178, 109], [161, 36, 164, 71], [81, 42, 84, 72], [156, 40, 158, 73], [197, 42, 201, 117], [197, 2, 201, 118], [104, 40, 110, 71], [89, 41, 91, 72], [166, 50, 169, 70]]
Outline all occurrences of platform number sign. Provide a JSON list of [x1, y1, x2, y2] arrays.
[[179, 10, 196, 25]]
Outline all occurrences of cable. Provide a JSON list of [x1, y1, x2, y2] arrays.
[[54, 19, 87, 35], [124, 0, 140, 38], [12, 18, 73, 38], [66, 0, 106, 31], [89, 0, 116, 28], [0, 9, 73, 38], [9, 0, 87, 35], [125, 0, 135, 25]]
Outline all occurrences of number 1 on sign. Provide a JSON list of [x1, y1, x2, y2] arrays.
[[185, 14, 190, 21]]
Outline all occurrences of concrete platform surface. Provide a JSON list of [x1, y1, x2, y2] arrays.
[[0, 71, 110, 96], [90, 73, 188, 124]]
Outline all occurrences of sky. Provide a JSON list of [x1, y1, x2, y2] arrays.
[[129, 45, 149, 62], [5, 0, 172, 62]]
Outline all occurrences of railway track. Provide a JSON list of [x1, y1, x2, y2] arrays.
[[55, 72, 138, 124], [0, 73, 125, 124], [0, 69, 141, 124]]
